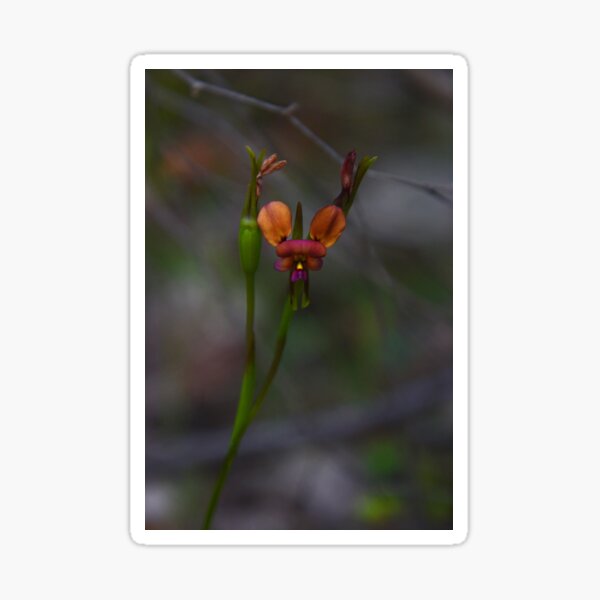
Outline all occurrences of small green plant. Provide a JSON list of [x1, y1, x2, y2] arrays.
[[202, 148, 377, 529]]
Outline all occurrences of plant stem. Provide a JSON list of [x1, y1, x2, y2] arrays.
[[202, 429, 244, 529], [202, 295, 294, 529], [203, 273, 256, 529], [231, 274, 256, 440], [249, 298, 293, 422]]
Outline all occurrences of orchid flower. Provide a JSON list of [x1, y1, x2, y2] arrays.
[[203, 148, 377, 528], [257, 200, 346, 307]]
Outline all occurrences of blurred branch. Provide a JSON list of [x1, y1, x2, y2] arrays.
[[147, 368, 452, 475], [172, 70, 453, 205], [146, 188, 234, 310], [147, 83, 250, 160], [146, 191, 202, 263]]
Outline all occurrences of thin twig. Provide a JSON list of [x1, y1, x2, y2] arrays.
[[171, 70, 453, 205]]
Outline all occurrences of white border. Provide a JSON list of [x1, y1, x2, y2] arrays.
[[130, 53, 468, 545]]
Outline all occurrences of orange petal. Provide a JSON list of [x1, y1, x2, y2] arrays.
[[257, 201, 292, 246], [309, 205, 346, 248]]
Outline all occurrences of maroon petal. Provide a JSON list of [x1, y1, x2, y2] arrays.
[[306, 257, 323, 271], [274, 257, 294, 272], [276, 239, 326, 258]]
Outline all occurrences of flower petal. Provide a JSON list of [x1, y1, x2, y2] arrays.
[[306, 257, 323, 271], [257, 201, 292, 246], [276, 239, 326, 258], [309, 205, 346, 247], [274, 257, 294, 272]]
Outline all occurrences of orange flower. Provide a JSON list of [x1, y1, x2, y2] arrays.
[[257, 200, 346, 285]]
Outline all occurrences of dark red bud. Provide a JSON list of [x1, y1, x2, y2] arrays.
[[340, 150, 357, 191], [262, 159, 287, 176], [260, 154, 278, 173]]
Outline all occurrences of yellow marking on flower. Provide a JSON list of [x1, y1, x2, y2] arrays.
[[296, 262, 304, 270]]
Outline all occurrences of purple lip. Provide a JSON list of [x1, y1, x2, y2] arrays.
[[290, 269, 308, 282]]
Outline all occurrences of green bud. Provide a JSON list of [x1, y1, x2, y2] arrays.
[[239, 217, 261, 274]]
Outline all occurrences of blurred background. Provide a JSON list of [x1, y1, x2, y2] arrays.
[[145, 69, 453, 529]]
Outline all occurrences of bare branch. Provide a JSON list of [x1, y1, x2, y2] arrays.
[[171, 70, 453, 205], [146, 368, 452, 475]]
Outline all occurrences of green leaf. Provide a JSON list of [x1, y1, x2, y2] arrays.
[[242, 146, 261, 217], [301, 278, 310, 309], [255, 149, 266, 172], [345, 155, 378, 215], [292, 201, 304, 239], [245, 145, 256, 165], [290, 280, 304, 311]]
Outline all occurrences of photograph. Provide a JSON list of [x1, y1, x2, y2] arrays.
[[4, 2, 599, 596], [130, 54, 468, 543]]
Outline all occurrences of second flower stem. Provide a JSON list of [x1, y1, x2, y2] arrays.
[[249, 297, 293, 422]]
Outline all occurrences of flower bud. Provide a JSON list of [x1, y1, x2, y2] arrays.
[[256, 153, 287, 197], [340, 149, 357, 192], [261, 159, 287, 176], [260, 153, 278, 173], [334, 150, 357, 210], [239, 217, 261, 274]]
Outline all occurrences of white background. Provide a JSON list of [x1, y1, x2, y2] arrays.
[[1, 1, 599, 599]]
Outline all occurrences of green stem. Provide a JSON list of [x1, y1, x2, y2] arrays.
[[202, 431, 244, 529], [245, 275, 255, 352], [231, 274, 255, 440], [249, 298, 293, 422], [202, 295, 294, 529], [203, 273, 256, 530]]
